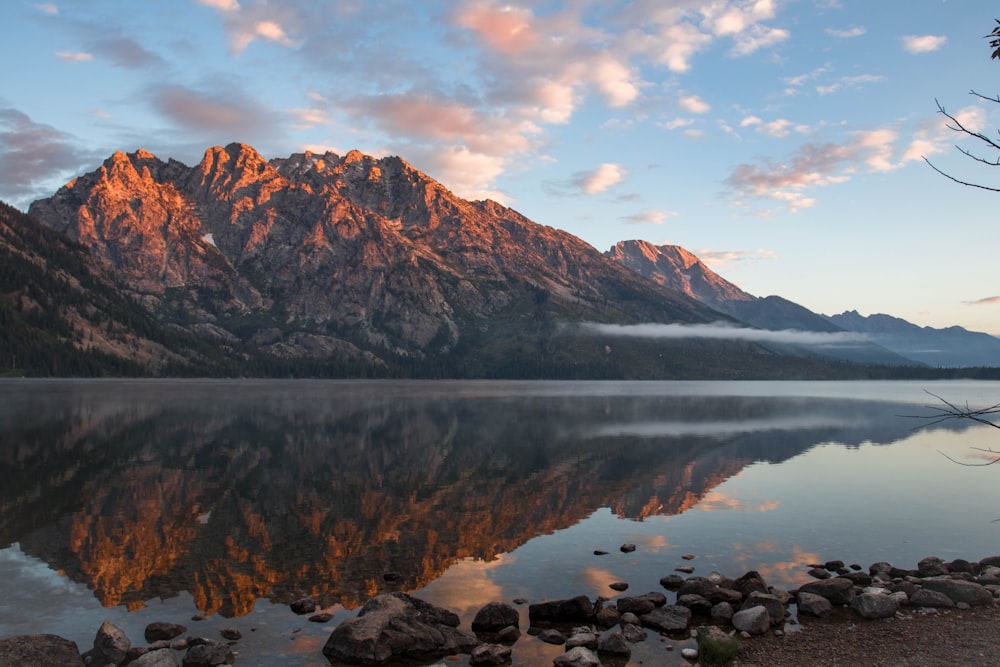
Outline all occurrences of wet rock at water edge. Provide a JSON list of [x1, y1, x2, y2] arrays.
[[731, 571, 770, 598], [910, 588, 955, 608], [808, 567, 831, 580], [797, 577, 856, 605], [182, 639, 235, 666], [597, 630, 631, 657], [0, 634, 84, 666], [497, 625, 521, 644], [565, 627, 598, 650], [796, 592, 832, 617], [553, 646, 601, 667], [639, 605, 691, 633], [920, 577, 994, 606], [731, 606, 770, 635], [290, 597, 317, 615], [676, 594, 712, 615], [529, 596, 596, 623], [594, 605, 621, 627], [593, 550, 609, 556], [538, 629, 566, 645], [616, 592, 666, 615], [472, 601, 520, 633], [609, 581, 629, 592], [323, 593, 478, 665], [470, 643, 512, 665], [219, 628, 242, 641], [659, 574, 684, 589], [741, 592, 786, 625], [620, 623, 646, 643], [131, 649, 180, 667], [620, 543, 637, 553], [94, 620, 131, 664], [675, 565, 695, 574], [145, 622, 188, 643], [711, 601, 734, 622], [917, 556, 948, 578], [851, 592, 899, 620], [382, 571, 402, 583], [309, 612, 334, 623]]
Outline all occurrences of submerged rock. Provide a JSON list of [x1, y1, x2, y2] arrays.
[[145, 622, 188, 643], [529, 595, 595, 623]]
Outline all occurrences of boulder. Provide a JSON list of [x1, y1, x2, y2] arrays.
[[620, 623, 646, 643], [597, 630, 630, 657], [554, 646, 601, 667], [920, 578, 994, 607], [659, 574, 684, 589], [639, 605, 691, 633], [838, 571, 872, 586], [472, 601, 519, 633], [851, 593, 898, 620], [741, 592, 785, 625], [529, 596, 595, 623], [469, 643, 512, 666], [565, 628, 598, 650], [616, 593, 665, 616], [537, 629, 566, 645], [322, 592, 479, 665], [94, 620, 131, 665], [910, 589, 954, 608], [0, 634, 84, 666], [182, 640, 235, 667], [131, 649, 180, 667], [798, 577, 856, 605], [732, 571, 769, 598], [796, 592, 832, 617], [917, 556, 948, 578], [710, 602, 734, 622], [594, 605, 621, 627], [145, 623, 187, 643], [609, 581, 629, 592], [677, 577, 743, 604], [731, 606, 770, 635], [291, 597, 317, 615], [807, 567, 831, 580], [620, 543, 637, 553], [676, 594, 712, 615]]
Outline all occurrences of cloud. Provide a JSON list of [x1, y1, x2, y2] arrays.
[[196, 0, 240, 12], [902, 35, 947, 54], [579, 322, 869, 347], [35, 3, 58, 14], [55, 51, 92, 62], [826, 26, 866, 38], [150, 84, 281, 138], [0, 108, 98, 206], [731, 24, 789, 56], [574, 163, 627, 194], [660, 118, 694, 131], [696, 248, 777, 269], [963, 296, 1000, 306], [289, 108, 331, 131], [817, 73, 885, 96], [92, 37, 164, 69], [621, 209, 677, 225], [678, 94, 710, 114]]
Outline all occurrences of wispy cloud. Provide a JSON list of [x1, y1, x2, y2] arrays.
[[35, 3, 58, 15], [696, 248, 776, 269], [621, 209, 677, 225], [149, 83, 281, 139], [575, 163, 627, 194], [963, 296, 1000, 306], [579, 322, 869, 347], [92, 37, 164, 69], [55, 51, 92, 62], [902, 35, 947, 54], [826, 26, 866, 38], [678, 94, 710, 114]]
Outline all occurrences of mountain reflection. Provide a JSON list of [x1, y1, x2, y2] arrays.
[[0, 380, 957, 618]]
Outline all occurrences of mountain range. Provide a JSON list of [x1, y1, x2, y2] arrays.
[[2, 142, 997, 377]]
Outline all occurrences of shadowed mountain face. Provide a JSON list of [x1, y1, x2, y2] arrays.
[[0, 380, 948, 617], [26, 145, 736, 376]]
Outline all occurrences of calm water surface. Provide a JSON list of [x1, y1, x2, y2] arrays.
[[1, 379, 998, 665]]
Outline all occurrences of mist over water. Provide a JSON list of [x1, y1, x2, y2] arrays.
[[1, 378, 998, 665]]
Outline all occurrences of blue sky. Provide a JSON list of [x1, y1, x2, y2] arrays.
[[2, 0, 998, 334]]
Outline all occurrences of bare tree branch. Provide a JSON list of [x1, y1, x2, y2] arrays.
[[906, 390, 1000, 466], [923, 93, 1000, 190]]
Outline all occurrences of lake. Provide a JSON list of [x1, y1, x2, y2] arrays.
[[1, 379, 999, 665]]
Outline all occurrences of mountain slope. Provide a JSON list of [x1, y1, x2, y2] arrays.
[[827, 311, 1000, 368], [606, 240, 918, 366]]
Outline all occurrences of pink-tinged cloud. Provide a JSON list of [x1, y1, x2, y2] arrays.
[[964, 296, 1000, 306], [590, 56, 641, 108], [453, 2, 537, 54], [678, 94, 710, 114], [150, 84, 279, 138], [93, 37, 164, 69], [575, 163, 627, 194], [35, 3, 58, 14], [55, 51, 92, 62], [196, 0, 239, 12], [826, 26, 866, 38], [696, 248, 777, 269], [902, 34, 947, 54], [621, 209, 677, 225], [232, 20, 299, 53]]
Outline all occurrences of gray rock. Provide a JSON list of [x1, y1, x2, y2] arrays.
[[472, 602, 520, 633], [609, 581, 629, 592], [677, 577, 743, 604], [620, 543, 637, 553], [869, 561, 892, 576], [219, 628, 241, 641], [839, 571, 872, 586], [731, 606, 770, 635], [741, 592, 785, 625], [565, 629, 598, 650], [796, 592, 832, 617], [619, 612, 640, 626], [597, 630, 630, 657], [825, 560, 845, 572], [145, 623, 188, 643], [920, 578, 993, 606], [309, 612, 334, 623], [710, 601, 734, 622], [639, 605, 691, 633], [917, 556, 948, 578], [676, 594, 712, 615], [322, 593, 479, 665], [538, 629, 566, 645], [946, 559, 974, 574], [681, 647, 699, 660], [616, 593, 665, 615], [851, 592, 899, 619], [807, 567, 831, 580], [290, 597, 317, 615], [910, 588, 955, 608], [496, 626, 520, 644], [0, 634, 84, 666], [131, 649, 180, 667], [798, 577, 856, 605], [94, 620, 130, 665], [553, 646, 601, 667], [182, 640, 234, 667], [594, 605, 621, 627], [620, 623, 646, 643], [659, 574, 684, 589], [732, 571, 770, 597], [529, 596, 595, 623], [470, 643, 512, 665]]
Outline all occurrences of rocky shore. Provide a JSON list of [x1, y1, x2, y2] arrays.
[[3, 552, 1000, 666]]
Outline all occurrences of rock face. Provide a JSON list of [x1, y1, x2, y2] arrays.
[[27, 144, 725, 376], [0, 634, 84, 666], [322, 592, 479, 665]]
